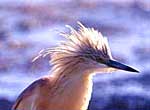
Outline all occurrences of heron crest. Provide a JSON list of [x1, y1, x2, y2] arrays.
[[33, 22, 112, 74]]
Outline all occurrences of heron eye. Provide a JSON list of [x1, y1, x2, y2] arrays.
[[95, 57, 105, 64]]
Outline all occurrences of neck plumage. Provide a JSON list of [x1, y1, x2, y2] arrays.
[[50, 62, 93, 110]]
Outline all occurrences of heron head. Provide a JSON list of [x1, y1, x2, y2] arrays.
[[58, 22, 139, 74], [33, 22, 139, 75]]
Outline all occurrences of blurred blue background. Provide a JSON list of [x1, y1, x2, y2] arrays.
[[0, 0, 150, 110]]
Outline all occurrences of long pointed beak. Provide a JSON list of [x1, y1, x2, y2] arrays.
[[106, 60, 139, 73]]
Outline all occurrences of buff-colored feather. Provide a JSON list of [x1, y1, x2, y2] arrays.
[[33, 22, 112, 72]]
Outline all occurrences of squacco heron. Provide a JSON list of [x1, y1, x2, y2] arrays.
[[12, 22, 139, 110]]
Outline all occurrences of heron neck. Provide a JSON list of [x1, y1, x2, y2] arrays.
[[51, 67, 93, 110]]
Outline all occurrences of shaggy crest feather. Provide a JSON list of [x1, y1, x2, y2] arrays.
[[33, 22, 112, 74]]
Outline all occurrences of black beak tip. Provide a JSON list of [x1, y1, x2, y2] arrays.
[[128, 67, 139, 73], [131, 68, 140, 73]]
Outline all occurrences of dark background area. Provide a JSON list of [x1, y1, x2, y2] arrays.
[[0, 0, 150, 110]]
